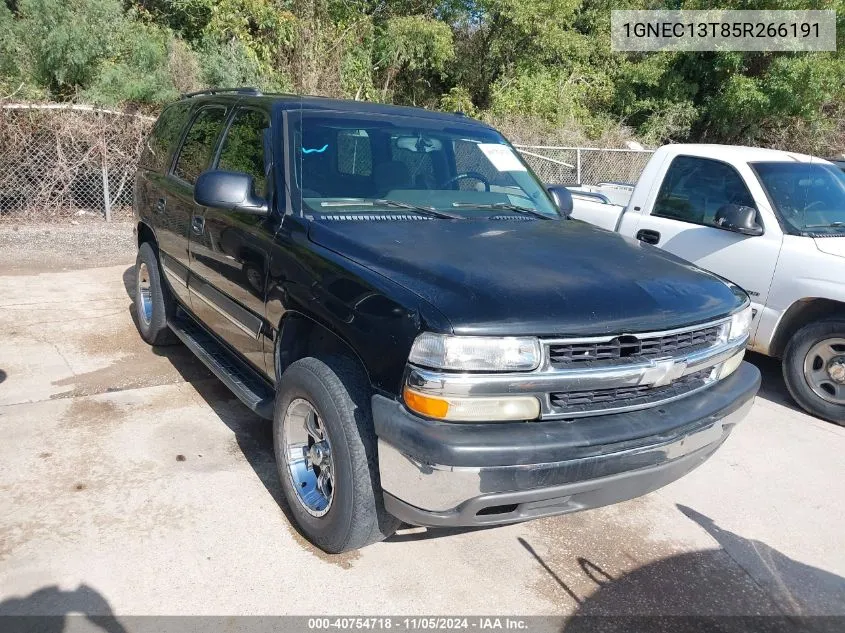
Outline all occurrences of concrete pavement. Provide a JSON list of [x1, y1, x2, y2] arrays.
[[0, 263, 843, 618]]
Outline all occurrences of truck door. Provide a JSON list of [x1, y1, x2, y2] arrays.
[[188, 107, 273, 373], [139, 101, 192, 307], [631, 155, 782, 321], [164, 105, 230, 310]]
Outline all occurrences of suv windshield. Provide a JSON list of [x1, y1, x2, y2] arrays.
[[753, 162, 845, 235], [288, 111, 559, 218]]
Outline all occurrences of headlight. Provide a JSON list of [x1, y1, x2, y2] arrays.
[[716, 350, 745, 380], [408, 333, 541, 372], [727, 305, 753, 343], [403, 387, 541, 422]]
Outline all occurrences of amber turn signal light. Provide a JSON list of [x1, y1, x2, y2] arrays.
[[403, 386, 449, 419]]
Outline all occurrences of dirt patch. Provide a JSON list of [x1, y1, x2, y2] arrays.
[[60, 398, 124, 429], [50, 316, 213, 400], [282, 518, 362, 570], [77, 319, 147, 357]]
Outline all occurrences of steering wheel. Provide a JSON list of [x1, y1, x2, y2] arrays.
[[803, 200, 826, 213], [439, 171, 491, 192]]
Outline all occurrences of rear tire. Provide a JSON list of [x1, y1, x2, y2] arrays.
[[134, 242, 178, 346], [783, 319, 845, 425], [273, 356, 400, 553]]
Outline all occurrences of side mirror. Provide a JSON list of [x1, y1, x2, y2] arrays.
[[546, 184, 573, 217], [194, 170, 268, 216], [714, 204, 762, 236]]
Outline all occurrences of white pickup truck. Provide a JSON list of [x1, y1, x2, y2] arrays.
[[568, 144, 845, 424]]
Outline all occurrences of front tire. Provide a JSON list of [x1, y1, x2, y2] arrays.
[[273, 356, 400, 553], [134, 242, 178, 346], [783, 319, 845, 425]]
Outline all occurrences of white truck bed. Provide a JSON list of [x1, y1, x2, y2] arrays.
[[568, 183, 634, 231]]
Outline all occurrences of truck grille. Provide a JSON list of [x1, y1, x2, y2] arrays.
[[549, 368, 714, 416], [548, 324, 722, 367]]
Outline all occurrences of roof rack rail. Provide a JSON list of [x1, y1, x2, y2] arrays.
[[180, 87, 263, 99]]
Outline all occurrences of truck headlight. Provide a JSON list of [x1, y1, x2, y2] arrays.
[[719, 305, 752, 344], [403, 387, 541, 422], [716, 350, 745, 380], [728, 305, 753, 342], [408, 333, 541, 372]]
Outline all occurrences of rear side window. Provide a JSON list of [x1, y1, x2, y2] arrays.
[[141, 102, 190, 172], [653, 156, 756, 226], [217, 108, 271, 197], [173, 107, 228, 185]]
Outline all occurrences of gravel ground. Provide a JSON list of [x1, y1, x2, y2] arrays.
[[0, 221, 136, 274]]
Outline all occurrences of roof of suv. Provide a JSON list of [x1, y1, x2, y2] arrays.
[[182, 89, 489, 128]]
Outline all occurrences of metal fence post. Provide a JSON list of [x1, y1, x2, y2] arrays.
[[101, 155, 111, 222], [576, 149, 582, 185]]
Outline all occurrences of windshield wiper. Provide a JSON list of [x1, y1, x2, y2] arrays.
[[319, 198, 462, 220], [804, 221, 845, 228], [451, 202, 553, 220]]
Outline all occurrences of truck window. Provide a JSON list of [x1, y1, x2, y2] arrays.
[[454, 139, 526, 194], [140, 102, 190, 172], [653, 156, 755, 227], [390, 134, 438, 188], [217, 109, 270, 198], [173, 107, 228, 185], [753, 162, 845, 235], [290, 112, 559, 217]]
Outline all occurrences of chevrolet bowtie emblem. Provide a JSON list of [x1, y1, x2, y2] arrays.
[[643, 357, 688, 387]]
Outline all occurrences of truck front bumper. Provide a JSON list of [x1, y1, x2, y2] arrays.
[[372, 361, 760, 527]]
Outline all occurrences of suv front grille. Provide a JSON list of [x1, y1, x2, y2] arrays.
[[548, 324, 722, 367], [549, 368, 713, 416]]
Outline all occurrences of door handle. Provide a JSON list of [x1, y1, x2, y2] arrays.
[[636, 229, 661, 245], [191, 215, 205, 234], [155, 198, 166, 214]]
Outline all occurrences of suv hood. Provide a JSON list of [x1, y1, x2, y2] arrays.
[[814, 237, 845, 258], [309, 219, 744, 336]]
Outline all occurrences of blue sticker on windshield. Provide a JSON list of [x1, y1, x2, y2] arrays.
[[302, 144, 328, 154]]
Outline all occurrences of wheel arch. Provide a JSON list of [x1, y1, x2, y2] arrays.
[[770, 298, 845, 358], [136, 221, 158, 249], [274, 311, 374, 389]]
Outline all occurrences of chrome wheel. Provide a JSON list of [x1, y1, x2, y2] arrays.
[[137, 262, 152, 325], [803, 337, 845, 405], [282, 398, 334, 517]]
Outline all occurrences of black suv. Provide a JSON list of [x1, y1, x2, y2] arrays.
[[133, 88, 760, 553]]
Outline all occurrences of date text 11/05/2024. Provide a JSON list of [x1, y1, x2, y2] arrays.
[[307, 617, 529, 630]]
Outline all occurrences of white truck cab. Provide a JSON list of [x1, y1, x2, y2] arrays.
[[569, 144, 845, 424]]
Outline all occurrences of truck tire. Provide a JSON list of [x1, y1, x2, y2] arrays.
[[273, 356, 400, 553], [134, 242, 178, 346], [783, 319, 845, 426]]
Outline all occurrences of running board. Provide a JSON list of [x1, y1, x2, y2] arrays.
[[168, 312, 275, 419]]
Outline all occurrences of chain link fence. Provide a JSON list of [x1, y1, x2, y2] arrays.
[[0, 105, 654, 223], [514, 145, 654, 186], [0, 105, 153, 223]]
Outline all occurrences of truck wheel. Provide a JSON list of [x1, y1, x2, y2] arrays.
[[783, 319, 845, 426], [134, 242, 178, 346], [273, 356, 400, 553]]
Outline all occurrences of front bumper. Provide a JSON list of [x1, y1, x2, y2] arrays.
[[373, 361, 760, 527]]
